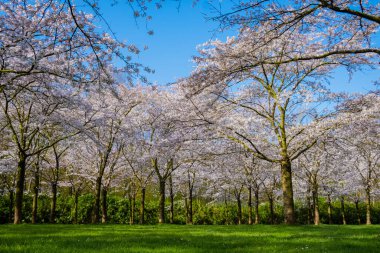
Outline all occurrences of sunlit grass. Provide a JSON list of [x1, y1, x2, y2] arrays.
[[0, 224, 379, 252]]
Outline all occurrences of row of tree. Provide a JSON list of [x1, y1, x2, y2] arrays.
[[0, 0, 379, 225]]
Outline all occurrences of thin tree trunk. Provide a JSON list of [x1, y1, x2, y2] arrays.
[[340, 196, 346, 225], [365, 189, 371, 225], [269, 196, 274, 225], [355, 200, 361, 225], [74, 192, 79, 224], [169, 176, 174, 224], [248, 186, 253, 225], [236, 193, 242, 225], [187, 178, 193, 225], [280, 159, 295, 224], [139, 187, 146, 224], [14, 153, 27, 224], [158, 179, 166, 224], [254, 188, 260, 224], [101, 188, 107, 224], [32, 166, 39, 224], [129, 193, 135, 225], [50, 182, 58, 223], [327, 194, 333, 224], [306, 185, 312, 225], [92, 176, 102, 223], [9, 190, 14, 223]]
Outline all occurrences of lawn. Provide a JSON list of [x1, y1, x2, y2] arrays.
[[0, 224, 379, 252]]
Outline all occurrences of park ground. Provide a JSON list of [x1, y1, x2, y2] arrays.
[[0, 224, 379, 252]]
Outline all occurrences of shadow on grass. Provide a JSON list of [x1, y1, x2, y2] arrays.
[[0, 225, 379, 252]]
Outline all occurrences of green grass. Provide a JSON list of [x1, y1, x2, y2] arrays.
[[0, 224, 379, 252]]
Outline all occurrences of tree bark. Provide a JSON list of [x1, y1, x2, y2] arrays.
[[187, 178, 193, 225], [14, 152, 27, 224], [254, 188, 260, 224], [280, 159, 295, 224], [269, 196, 274, 225], [312, 184, 320, 225], [306, 185, 312, 225], [248, 186, 253, 225], [50, 182, 58, 223], [139, 187, 146, 224], [327, 194, 333, 224], [158, 179, 166, 224], [92, 176, 102, 223], [129, 193, 135, 225], [169, 176, 174, 224], [340, 196, 346, 225], [32, 165, 39, 224], [355, 200, 361, 225], [9, 190, 14, 223], [365, 189, 371, 225], [74, 192, 79, 224], [101, 188, 108, 224], [236, 193, 242, 225]]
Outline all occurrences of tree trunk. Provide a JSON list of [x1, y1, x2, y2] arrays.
[[327, 194, 332, 224], [312, 193, 320, 225], [169, 176, 174, 224], [280, 159, 295, 224], [74, 192, 79, 224], [340, 196, 346, 225], [365, 189, 371, 225], [129, 193, 135, 225], [101, 188, 108, 224], [236, 193, 242, 225], [306, 185, 312, 225], [269, 196, 274, 225], [248, 186, 253, 225], [32, 166, 39, 224], [9, 190, 14, 223], [50, 182, 58, 223], [14, 153, 27, 224], [312, 184, 320, 225], [139, 187, 146, 224], [92, 176, 102, 223], [158, 179, 166, 224], [254, 188, 260, 224], [355, 200, 361, 225]]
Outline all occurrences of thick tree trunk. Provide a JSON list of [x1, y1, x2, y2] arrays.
[[101, 188, 108, 224], [50, 182, 58, 223], [340, 196, 346, 225], [280, 159, 295, 224], [269, 196, 274, 225], [312, 185, 320, 225], [139, 187, 146, 224], [92, 177, 102, 223], [355, 200, 361, 225], [14, 153, 27, 224], [9, 190, 14, 223], [169, 176, 174, 224], [327, 194, 333, 224], [32, 167, 39, 224], [248, 186, 253, 225], [365, 189, 371, 225], [254, 188, 260, 224], [158, 180, 166, 224]]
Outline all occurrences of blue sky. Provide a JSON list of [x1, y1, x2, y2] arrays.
[[97, 1, 379, 94]]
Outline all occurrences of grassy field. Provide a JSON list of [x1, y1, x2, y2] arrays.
[[0, 224, 379, 253]]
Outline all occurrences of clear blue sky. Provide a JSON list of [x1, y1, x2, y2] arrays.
[[96, 1, 379, 94]]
